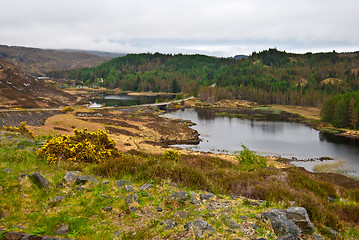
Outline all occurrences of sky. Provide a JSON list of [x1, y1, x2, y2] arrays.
[[1, 0, 359, 57]]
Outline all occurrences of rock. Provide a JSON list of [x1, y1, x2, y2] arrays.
[[160, 219, 178, 230], [328, 227, 340, 238], [100, 194, 110, 198], [139, 183, 153, 190], [200, 193, 214, 200], [5, 232, 25, 240], [126, 193, 138, 212], [327, 196, 335, 202], [75, 175, 99, 185], [190, 192, 199, 204], [30, 172, 50, 188], [231, 195, 244, 200], [312, 234, 324, 240], [114, 230, 121, 236], [262, 209, 300, 239], [53, 195, 65, 202], [101, 181, 109, 185], [286, 207, 314, 234], [103, 206, 113, 212], [223, 218, 240, 229], [184, 221, 192, 231], [55, 224, 70, 235], [174, 211, 190, 219], [4, 168, 12, 173], [17, 172, 28, 181], [192, 219, 216, 238], [43, 237, 61, 240], [167, 191, 188, 202], [251, 224, 261, 230], [115, 180, 131, 189], [156, 207, 163, 212], [63, 171, 80, 184], [277, 234, 295, 240], [124, 185, 134, 192]]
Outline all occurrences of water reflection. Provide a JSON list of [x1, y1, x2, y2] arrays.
[[164, 108, 359, 177]]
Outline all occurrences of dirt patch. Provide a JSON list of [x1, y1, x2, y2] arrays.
[[105, 126, 139, 137]]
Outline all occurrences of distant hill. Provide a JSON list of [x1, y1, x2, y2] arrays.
[[233, 54, 248, 60], [0, 45, 112, 76], [54, 49, 126, 58], [0, 60, 76, 108]]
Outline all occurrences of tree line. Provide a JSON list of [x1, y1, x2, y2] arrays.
[[49, 49, 359, 109]]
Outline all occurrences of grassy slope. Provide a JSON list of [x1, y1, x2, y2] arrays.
[[0, 129, 358, 239]]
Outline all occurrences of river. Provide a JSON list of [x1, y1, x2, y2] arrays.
[[164, 108, 359, 177]]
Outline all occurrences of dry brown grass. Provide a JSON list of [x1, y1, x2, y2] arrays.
[[272, 104, 321, 120]]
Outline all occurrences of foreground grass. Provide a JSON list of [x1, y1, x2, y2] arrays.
[[0, 131, 359, 239]]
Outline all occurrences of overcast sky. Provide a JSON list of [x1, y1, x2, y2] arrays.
[[1, 0, 358, 57]]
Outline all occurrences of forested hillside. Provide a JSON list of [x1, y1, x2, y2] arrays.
[[51, 49, 359, 107]]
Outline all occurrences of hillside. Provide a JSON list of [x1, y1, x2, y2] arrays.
[[0, 60, 76, 108], [56, 49, 359, 107], [0, 45, 112, 76]]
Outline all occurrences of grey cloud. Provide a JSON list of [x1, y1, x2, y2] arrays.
[[1, 0, 358, 56]]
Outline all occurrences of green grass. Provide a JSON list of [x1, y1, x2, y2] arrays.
[[0, 131, 358, 239]]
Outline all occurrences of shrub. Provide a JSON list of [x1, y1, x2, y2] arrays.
[[2, 121, 35, 138], [37, 128, 121, 164], [236, 144, 266, 171], [60, 106, 75, 113], [162, 149, 180, 162]]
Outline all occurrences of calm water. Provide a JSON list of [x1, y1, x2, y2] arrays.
[[164, 109, 359, 177], [91, 93, 175, 107]]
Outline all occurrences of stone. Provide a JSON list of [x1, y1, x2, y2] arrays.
[[126, 193, 138, 212], [277, 234, 295, 240], [114, 230, 121, 236], [28, 236, 43, 240], [223, 218, 240, 229], [192, 219, 216, 238], [200, 193, 214, 200], [100, 194, 110, 198], [17, 172, 28, 181], [55, 224, 70, 235], [43, 237, 61, 240], [63, 171, 80, 184], [190, 192, 199, 204], [286, 207, 314, 234], [101, 181, 109, 185], [5, 232, 25, 240], [115, 180, 131, 189], [156, 207, 164, 212], [174, 211, 190, 219], [160, 219, 178, 230], [103, 206, 113, 212], [262, 209, 300, 239], [312, 234, 324, 240], [167, 191, 188, 202], [30, 172, 50, 188], [139, 183, 153, 190], [328, 227, 340, 238], [53, 196, 66, 202], [75, 175, 99, 185], [4, 168, 12, 173], [124, 185, 134, 192]]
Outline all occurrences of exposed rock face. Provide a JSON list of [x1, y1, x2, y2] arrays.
[[286, 207, 314, 234], [262, 209, 301, 239]]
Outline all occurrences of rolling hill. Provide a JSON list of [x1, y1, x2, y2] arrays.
[[0, 60, 76, 108], [0, 45, 113, 76]]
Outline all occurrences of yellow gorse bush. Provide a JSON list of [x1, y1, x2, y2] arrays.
[[2, 121, 35, 138], [162, 149, 180, 162], [37, 128, 122, 164], [60, 106, 75, 113]]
